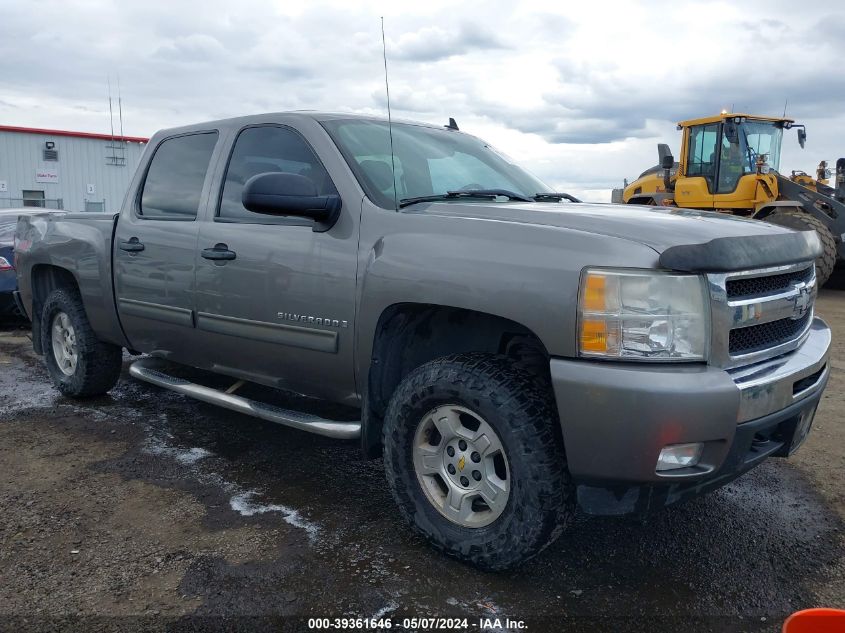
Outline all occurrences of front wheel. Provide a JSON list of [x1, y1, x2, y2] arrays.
[[40, 287, 123, 397], [383, 353, 574, 570]]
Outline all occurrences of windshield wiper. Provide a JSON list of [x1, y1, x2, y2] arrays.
[[533, 192, 581, 203], [399, 189, 533, 208]]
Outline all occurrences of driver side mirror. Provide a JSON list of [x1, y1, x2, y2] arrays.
[[242, 172, 341, 232], [797, 128, 807, 149]]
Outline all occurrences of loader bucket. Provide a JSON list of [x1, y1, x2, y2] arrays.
[[782, 608, 845, 633]]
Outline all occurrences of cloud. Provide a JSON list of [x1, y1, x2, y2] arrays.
[[152, 34, 227, 62], [390, 23, 508, 62], [0, 0, 842, 200], [458, 11, 845, 145]]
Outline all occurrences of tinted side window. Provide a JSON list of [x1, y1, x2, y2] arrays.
[[219, 126, 336, 222], [140, 132, 218, 219]]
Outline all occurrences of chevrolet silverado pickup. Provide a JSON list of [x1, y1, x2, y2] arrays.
[[14, 113, 831, 570]]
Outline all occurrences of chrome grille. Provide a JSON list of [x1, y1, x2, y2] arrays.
[[707, 262, 817, 369], [729, 311, 812, 355], [725, 265, 813, 300]]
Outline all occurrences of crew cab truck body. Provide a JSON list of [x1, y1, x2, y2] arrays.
[[15, 113, 831, 569]]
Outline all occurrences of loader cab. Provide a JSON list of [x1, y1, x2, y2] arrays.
[[621, 112, 801, 210], [674, 114, 790, 209]]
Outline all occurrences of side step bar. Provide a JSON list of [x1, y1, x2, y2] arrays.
[[129, 358, 361, 440]]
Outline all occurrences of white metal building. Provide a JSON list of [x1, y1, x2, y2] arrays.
[[0, 125, 148, 214]]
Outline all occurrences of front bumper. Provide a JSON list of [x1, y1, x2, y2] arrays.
[[550, 317, 830, 515]]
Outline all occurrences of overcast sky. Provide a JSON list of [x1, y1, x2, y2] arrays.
[[2, 0, 844, 201]]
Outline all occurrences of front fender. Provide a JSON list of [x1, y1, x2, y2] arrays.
[[353, 205, 662, 394]]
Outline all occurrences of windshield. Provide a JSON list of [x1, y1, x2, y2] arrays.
[[739, 121, 783, 172], [321, 119, 553, 209]]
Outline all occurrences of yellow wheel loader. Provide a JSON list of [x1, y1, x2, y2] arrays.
[[619, 112, 843, 285]]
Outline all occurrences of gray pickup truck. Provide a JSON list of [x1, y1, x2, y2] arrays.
[[14, 112, 831, 570]]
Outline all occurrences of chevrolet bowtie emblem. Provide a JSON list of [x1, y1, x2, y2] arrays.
[[791, 283, 812, 320]]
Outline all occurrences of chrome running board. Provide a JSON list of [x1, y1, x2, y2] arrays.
[[129, 357, 361, 440]]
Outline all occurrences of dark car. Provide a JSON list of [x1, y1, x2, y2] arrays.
[[0, 208, 63, 318]]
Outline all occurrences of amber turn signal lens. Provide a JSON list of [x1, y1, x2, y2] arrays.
[[580, 319, 608, 353], [582, 274, 606, 312]]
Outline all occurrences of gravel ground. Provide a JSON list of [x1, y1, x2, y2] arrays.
[[0, 275, 843, 633]]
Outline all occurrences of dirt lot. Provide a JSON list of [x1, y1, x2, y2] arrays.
[[1, 276, 844, 633]]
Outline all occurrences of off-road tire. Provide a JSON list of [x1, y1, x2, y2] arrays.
[[383, 352, 574, 570], [40, 287, 123, 397], [766, 208, 837, 286]]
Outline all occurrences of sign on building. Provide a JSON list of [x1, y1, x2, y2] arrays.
[[35, 168, 59, 184]]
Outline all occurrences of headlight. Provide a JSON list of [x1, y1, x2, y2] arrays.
[[578, 268, 709, 361]]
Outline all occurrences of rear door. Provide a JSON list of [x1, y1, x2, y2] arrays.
[[192, 123, 359, 403], [113, 131, 219, 361]]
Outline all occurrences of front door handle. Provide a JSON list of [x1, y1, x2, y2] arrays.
[[201, 244, 237, 261], [119, 237, 145, 252]]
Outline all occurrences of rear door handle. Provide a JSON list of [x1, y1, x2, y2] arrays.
[[119, 238, 145, 252], [201, 244, 237, 261]]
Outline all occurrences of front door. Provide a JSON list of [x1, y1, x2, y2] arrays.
[[193, 124, 358, 404], [678, 123, 719, 208], [114, 131, 219, 360]]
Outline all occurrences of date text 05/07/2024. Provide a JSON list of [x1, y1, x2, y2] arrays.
[[307, 617, 527, 630]]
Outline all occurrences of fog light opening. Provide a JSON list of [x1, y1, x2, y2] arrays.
[[656, 442, 704, 472]]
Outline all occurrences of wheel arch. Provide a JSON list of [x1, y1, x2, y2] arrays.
[[361, 302, 551, 458], [29, 264, 81, 355], [625, 193, 654, 205]]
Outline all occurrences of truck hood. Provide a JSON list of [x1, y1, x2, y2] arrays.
[[411, 200, 791, 254]]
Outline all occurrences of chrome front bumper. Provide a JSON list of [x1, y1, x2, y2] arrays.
[[730, 317, 830, 422], [550, 315, 831, 485]]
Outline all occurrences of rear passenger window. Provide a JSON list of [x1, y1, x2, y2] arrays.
[[218, 126, 336, 222], [140, 132, 218, 219]]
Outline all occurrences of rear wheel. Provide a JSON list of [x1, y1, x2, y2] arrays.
[[40, 287, 123, 397], [765, 208, 837, 286], [383, 353, 574, 570]]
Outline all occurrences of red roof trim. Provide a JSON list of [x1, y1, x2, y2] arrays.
[[0, 125, 148, 143]]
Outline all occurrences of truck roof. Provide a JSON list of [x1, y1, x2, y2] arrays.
[[152, 111, 453, 139]]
